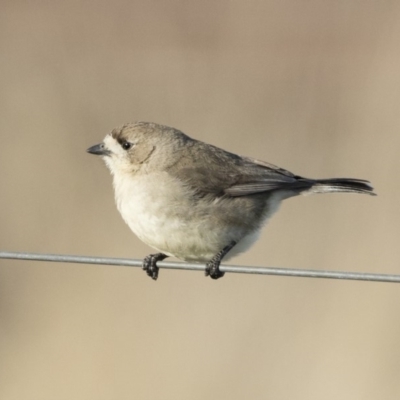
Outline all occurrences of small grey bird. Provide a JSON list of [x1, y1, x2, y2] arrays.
[[87, 122, 375, 280]]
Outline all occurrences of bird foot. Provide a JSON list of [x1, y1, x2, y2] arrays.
[[142, 253, 167, 280], [205, 260, 225, 279], [205, 241, 237, 280]]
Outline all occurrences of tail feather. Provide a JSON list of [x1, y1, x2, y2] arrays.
[[306, 178, 376, 196]]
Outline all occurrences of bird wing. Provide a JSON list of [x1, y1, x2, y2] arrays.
[[167, 143, 309, 198], [224, 156, 304, 196]]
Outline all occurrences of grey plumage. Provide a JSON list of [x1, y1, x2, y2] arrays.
[[87, 121, 375, 280], [113, 122, 374, 198]]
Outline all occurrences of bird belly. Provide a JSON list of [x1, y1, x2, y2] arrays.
[[113, 173, 282, 262]]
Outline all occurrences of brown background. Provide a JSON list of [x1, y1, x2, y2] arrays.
[[1, 1, 400, 399]]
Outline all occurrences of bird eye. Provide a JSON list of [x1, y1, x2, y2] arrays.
[[121, 141, 133, 150]]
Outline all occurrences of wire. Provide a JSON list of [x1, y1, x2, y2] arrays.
[[0, 251, 398, 283]]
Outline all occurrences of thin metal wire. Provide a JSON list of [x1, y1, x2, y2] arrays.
[[0, 251, 399, 283]]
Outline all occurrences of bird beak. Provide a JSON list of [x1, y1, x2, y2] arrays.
[[87, 143, 111, 156]]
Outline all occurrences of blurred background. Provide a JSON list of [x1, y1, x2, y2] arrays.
[[1, 1, 399, 399]]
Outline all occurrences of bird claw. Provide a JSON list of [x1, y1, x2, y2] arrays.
[[143, 253, 167, 280], [204, 241, 236, 280], [205, 260, 225, 279]]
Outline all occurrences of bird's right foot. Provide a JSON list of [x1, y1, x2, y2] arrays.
[[142, 253, 168, 280]]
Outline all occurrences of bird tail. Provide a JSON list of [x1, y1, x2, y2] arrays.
[[305, 178, 376, 196]]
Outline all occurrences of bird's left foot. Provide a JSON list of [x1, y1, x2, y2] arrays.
[[205, 241, 237, 280], [205, 259, 225, 279], [142, 253, 168, 280]]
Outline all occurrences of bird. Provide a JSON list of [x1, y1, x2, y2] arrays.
[[87, 121, 375, 280]]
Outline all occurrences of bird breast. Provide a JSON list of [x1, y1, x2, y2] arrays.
[[112, 171, 282, 261]]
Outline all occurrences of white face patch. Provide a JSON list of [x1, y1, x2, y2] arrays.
[[102, 134, 133, 175]]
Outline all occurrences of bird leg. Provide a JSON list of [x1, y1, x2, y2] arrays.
[[205, 241, 237, 280], [143, 253, 168, 280]]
